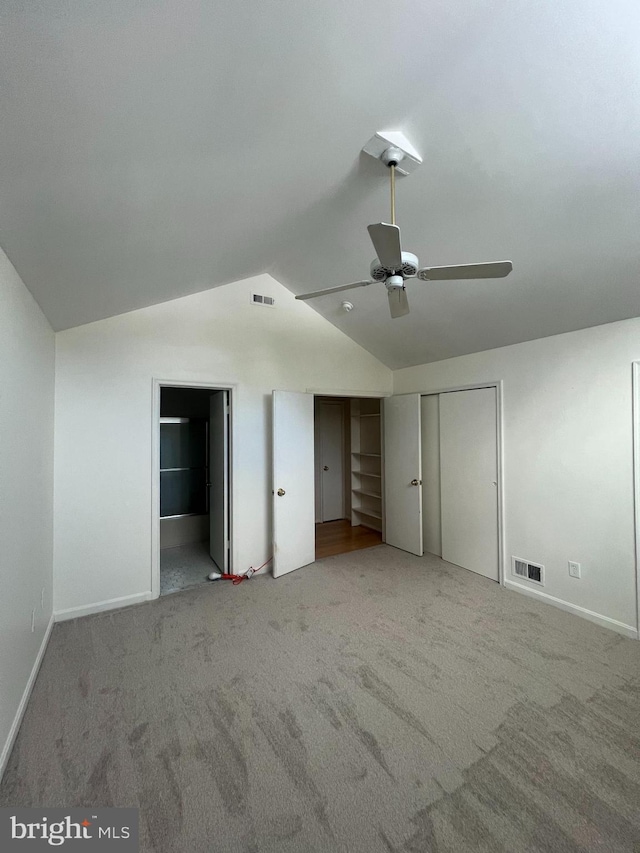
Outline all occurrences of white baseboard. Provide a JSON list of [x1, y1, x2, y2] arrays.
[[0, 614, 55, 782], [504, 579, 638, 639], [54, 591, 153, 622]]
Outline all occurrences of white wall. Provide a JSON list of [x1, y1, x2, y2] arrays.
[[54, 275, 392, 615], [0, 248, 55, 776], [394, 318, 640, 636]]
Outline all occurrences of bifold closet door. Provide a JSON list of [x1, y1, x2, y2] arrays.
[[421, 395, 441, 557], [439, 388, 499, 581]]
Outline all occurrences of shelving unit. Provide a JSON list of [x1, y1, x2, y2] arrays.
[[350, 398, 384, 534], [353, 488, 382, 499]]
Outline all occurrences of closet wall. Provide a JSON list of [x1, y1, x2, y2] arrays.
[[394, 318, 640, 635]]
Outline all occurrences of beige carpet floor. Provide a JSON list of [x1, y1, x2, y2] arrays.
[[1, 546, 640, 852]]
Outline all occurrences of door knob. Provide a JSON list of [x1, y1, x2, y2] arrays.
[[323, 466, 329, 471], [277, 488, 286, 496], [410, 479, 422, 486]]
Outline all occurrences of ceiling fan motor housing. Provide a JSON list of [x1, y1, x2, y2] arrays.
[[370, 251, 418, 281]]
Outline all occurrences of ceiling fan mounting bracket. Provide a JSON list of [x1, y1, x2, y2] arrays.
[[362, 131, 422, 176]]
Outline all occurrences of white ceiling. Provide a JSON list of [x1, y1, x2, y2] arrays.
[[1, 0, 639, 368]]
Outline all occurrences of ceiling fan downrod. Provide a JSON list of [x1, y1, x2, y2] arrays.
[[390, 163, 396, 225], [380, 146, 403, 226]]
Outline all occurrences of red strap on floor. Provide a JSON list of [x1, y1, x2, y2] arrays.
[[219, 558, 272, 585]]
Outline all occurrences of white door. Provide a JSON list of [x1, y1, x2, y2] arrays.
[[209, 390, 229, 572], [273, 391, 316, 577], [421, 394, 442, 557], [440, 387, 499, 580], [384, 394, 423, 556], [318, 401, 345, 522]]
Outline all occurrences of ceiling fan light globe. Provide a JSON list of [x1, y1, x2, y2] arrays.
[[386, 275, 404, 291]]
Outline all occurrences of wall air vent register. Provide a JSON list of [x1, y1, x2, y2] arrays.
[[251, 293, 275, 307], [512, 557, 544, 585]]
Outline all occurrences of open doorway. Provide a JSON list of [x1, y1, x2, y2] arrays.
[[314, 396, 383, 559], [159, 386, 230, 595]]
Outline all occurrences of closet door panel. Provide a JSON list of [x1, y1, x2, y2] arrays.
[[421, 395, 441, 557], [440, 388, 498, 580]]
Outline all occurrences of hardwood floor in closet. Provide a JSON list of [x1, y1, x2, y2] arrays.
[[315, 520, 382, 559]]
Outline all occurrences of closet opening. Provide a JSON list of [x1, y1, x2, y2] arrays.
[[314, 395, 384, 559], [158, 385, 231, 595]]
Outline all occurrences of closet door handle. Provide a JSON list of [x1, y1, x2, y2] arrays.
[[277, 488, 286, 496], [323, 466, 329, 471], [410, 479, 422, 486]]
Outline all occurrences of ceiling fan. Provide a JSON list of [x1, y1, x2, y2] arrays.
[[295, 143, 513, 318]]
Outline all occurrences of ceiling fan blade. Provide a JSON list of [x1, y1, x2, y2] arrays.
[[417, 260, 513, 281], [367, 223, 402, 270], [388, 287, 409, 319], [295, 280, 373, 301]]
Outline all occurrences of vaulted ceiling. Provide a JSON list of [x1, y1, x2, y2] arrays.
[[1, 0, 638, 368]]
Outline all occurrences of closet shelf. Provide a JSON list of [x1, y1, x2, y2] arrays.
[[353, 507, 382, 520], [353, 489, 381, 499], [358, 413, 381, 418], [353, 471, 381, 478], [351, 452, 381, 458]]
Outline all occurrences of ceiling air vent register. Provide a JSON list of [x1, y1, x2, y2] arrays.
[[512, 557, 544, 586], [251, 293, 275, 307]]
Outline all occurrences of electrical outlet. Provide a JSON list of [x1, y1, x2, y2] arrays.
[[31, 608, 35, 633], [568, 561, 581, 578]]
